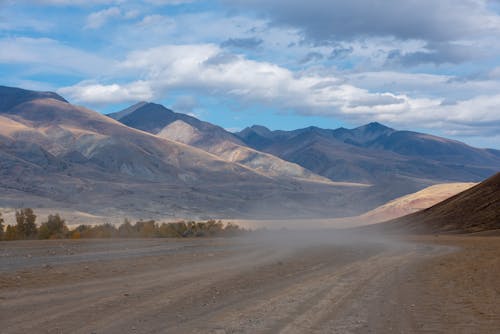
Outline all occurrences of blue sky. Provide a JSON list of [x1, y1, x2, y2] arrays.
[[1, 0, 500, 148]]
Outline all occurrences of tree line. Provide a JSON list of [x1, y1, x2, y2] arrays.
[[0, 209, 246, 241]]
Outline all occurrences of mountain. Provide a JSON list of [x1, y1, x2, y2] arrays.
[[236, 123, 500, 187], [357, 182, 476, 224], [109, 103, 332, 182], [108, 102, 242, 146], [377, 173, 500, 233], [0, 86, 68, 111], [0, 86, 371, 220]]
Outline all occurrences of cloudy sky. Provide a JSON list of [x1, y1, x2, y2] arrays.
[[1, 0, 500, 147]]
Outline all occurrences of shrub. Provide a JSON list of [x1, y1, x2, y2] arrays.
[[118, 218, 135, 238], [0, 212, 4, 240], [38, 214, 68, 239], [15, 208, 37, 239]]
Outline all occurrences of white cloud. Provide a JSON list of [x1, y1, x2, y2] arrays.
[[85, 7, 122, 29], [0, 37, 113, 75], [57, 43, 500, 136], [58, 81, 154, 105], [228, 0, 500, 66], [229, 0, 500, 42]]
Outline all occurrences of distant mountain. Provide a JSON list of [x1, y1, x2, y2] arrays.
[[108, 102, 243, 147], [236, 123, 500, 186], [0, 86, 371, 220], [378, 172, 500, 233], [109, 103, 332, 182]]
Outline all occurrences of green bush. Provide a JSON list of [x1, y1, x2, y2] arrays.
[[0, 208, 247, 241], [15, 208, 37, 239], [38, 214, 68, 239]]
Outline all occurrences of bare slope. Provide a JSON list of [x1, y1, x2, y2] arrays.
[[359, 182, 477, 223], [378, 172, 500, 233], [110, 103, 332, 183], [0, 85, 369, 219]]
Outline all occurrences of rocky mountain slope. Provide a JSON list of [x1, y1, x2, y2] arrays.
[[0, 86, 369, 220], [109, 103, 332, 182], [236, 123, 500, 199]]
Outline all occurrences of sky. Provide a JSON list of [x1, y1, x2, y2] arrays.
[[1, 0, 500, 148]]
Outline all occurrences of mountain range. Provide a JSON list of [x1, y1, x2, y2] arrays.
[[108, 102, 330, 182], [236, 123, 499, 183], [0, 86, 369, 220], [1, 85, 499, 222], [110, 101, 500, 203]]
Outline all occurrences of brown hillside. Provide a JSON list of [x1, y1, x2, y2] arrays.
[[379, 172, 500, 233]]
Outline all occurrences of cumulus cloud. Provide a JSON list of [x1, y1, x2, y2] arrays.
[[58, 81, 153, 105], [58, 43, 500, 136], [230, 0, 500, 42], [3, 0, 499, 142], [228, 0, 500, 65]]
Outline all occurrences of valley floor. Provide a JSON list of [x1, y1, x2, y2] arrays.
[[1, 234, 499, 333]]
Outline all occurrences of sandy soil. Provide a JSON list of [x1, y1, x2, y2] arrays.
[[1, 234, 499, 333]]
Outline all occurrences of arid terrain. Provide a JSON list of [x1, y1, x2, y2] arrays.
[[2, 1, 500, 333], [2, 233, 500, 333]]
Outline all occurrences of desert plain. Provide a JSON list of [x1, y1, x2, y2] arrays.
[[1, 231, 500, 334]]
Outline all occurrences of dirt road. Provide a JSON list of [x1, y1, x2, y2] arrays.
[[1, 233, 499, 333]]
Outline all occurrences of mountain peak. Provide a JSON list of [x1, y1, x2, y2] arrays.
[[302, 125, 324, 133], [0, 85, 67, 112], [250, 124, 271, 132], [237, 125, 273, 138], [109, 102, 177, 134], [107, 101, 169, 121], [356, 122, 394, 132]]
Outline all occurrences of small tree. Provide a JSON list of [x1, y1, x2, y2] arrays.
[[118, 218, 135, 238], [134, 220, 158, 237], [38, 214, 68, 239], [0, 212, 4, 240], [15, 208, 37, 239]]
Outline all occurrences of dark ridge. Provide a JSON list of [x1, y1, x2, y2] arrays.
[[0, 85, 68, 112]]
